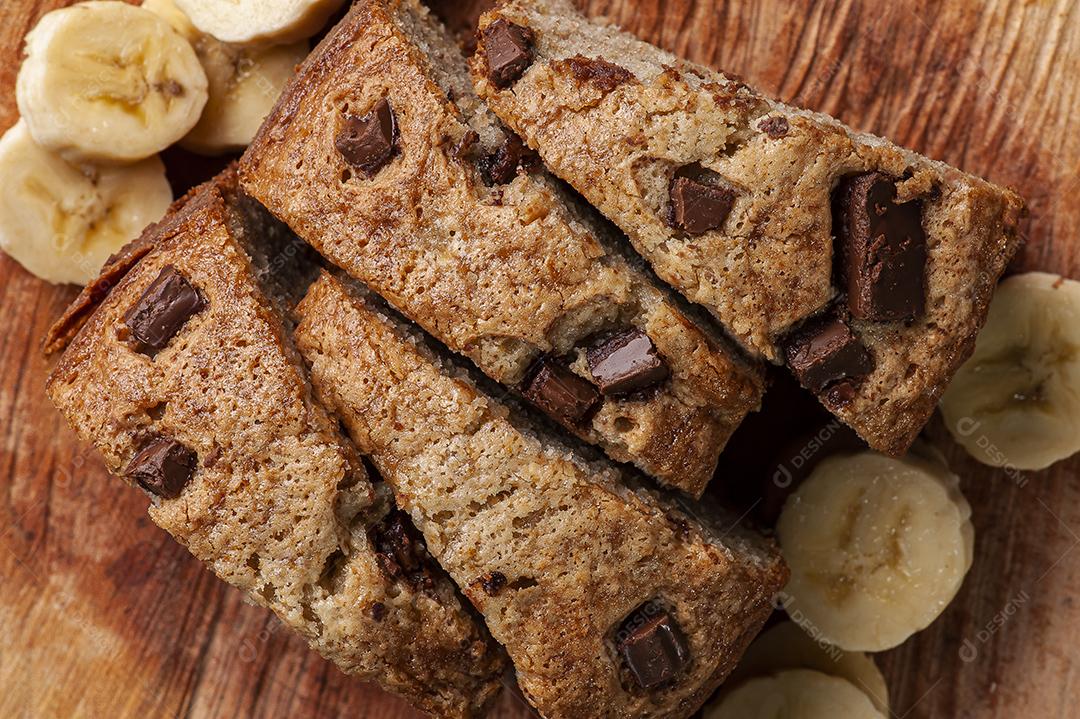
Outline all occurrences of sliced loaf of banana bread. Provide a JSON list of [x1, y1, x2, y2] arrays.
[[239, 0, 764, 497], [471, 0, 1025, 456], [45, 171, 506, 718], [294, 272, 788, 719]]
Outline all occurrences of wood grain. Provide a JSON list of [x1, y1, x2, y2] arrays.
[[1, 1, 1077, 717]]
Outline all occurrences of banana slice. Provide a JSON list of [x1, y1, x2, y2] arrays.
[[16, 1, 208, 165], [776, 451, 974, 652], [706, 669, 884, 719], [727, 622, 889, 714], [174, 0, 345, 45], [143, 0, 307, 155], [0, 121, 172, 286], [941, 272, 1080, 471]]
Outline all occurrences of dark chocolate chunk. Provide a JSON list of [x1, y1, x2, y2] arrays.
[[835, 172, 927, 321], [616, 605, 690, 689], [669, 173, 735, 235], [336, 98, 398, 176], [784, 315, 874, 395], [122, 266, 206, 355], [758, 115, 790, 138], [482, 19, 536, 89], [478, 133, 536, 185], [126, 437, 197, 499], [371, 602, 387, 622], [478, 571, 507, 596], [586, 329, 669, 395], [369, 510, 436, 593], [521, 357, 601, 426]]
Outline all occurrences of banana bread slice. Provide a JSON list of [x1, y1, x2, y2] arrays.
[[471, 0, 1025, 456], [239, 0, 764, 497], [294, 273, 788, 719], [44, 171, 505, 718]]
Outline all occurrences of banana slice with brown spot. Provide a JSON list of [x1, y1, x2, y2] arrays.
[[941, 272, 1080, 471], [0, 121, 171, 285], [16, 1, 208, 165]]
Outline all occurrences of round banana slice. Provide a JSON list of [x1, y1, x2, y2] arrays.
[[706, 669, 884, 719], [941, 272, 1080, 471], [776, 451, 974, 652], [727, 622, 889, 714], [174, 0, 346, 45], [16, 1, 208, 165], [0, 121, 172, 286], [144, 0, 307, 155]]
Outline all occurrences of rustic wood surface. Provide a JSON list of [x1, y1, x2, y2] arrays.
[[1, 0, 1077, 717]]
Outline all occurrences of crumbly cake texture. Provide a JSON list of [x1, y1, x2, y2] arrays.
[[294, 273, 788, 719], [471, 0, 1025, 456], [239, 0, 765, 496], [45, 173, 505, 718]]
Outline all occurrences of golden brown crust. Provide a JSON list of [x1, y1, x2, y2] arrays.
[[45, 174, 505, 718], [239, 0, 764, 496], [295, 273, 788, 719], [471, 0, 1025, 456]]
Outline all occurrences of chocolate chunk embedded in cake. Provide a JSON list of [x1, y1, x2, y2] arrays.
[[836, 172, 927, 322], [122, 266, 206, 355]]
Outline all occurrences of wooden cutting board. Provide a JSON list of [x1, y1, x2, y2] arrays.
[[1, 1, 1077, 717]]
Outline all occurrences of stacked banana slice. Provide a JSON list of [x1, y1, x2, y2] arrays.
[[777, 451, 974, 652], [175, 0, 345, 45], [1, 0, 313, 285], [709, 450, 973, 717], [143, 0, 309, 155], [942, 272, 1080, 471], [723, 622, 889, 715]]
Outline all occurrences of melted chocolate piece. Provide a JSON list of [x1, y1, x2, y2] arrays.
[[126, 437, 197, 499], [123, 266, 207, 355], [562, 55, 634, 92], [669, 173, 735, 235], [784, 314, 874, 395], [478, 133, 536, 185], [521, 358, 601, 426], [369, 510, 436, 593], [482, 19, 536, 89], [336, 98, 398, 176], [586, 329, 669, 395], [835, 172, 927, 321], [616, 605, 690, 689]]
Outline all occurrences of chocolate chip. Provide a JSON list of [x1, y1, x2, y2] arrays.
[[616, 605, 690, 689], [482, 19, 535, 89], [784, 314, 874, 395], [371, 602, 387, 622], [123, 266, 206, 355], [586, 329, 669, 396], [126, 437, 197, 499], [669, 173, 735, 235], [521, 358, 601, 426], [835, 172, 927, 321], [369, 510, 436, 593], [478, 571, 507, 596], [336, 98, 398, 176], [478, 133, 536, 185], [758, 116, 790, 138]]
